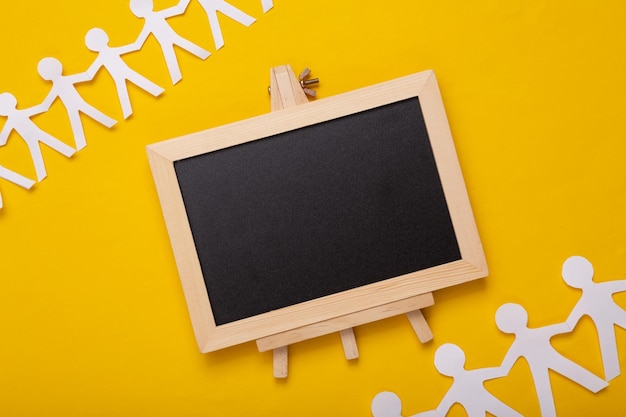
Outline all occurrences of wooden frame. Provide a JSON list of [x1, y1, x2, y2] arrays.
[[146, 69, 487, 353]]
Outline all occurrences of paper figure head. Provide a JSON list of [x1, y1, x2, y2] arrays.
[[37, 57, 63, 81], [130, 0, 154, 18], [562, 256, 594, 289], [371, 391, 402, 417], [434, 343, 466, 376], [495, 303, 528, 334], [85, 28, 109, 52], [0, 93, 18, 116]]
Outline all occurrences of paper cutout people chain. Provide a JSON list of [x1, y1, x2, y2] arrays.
[[564, 255, 626, 381], [411, 343, 524, 417], [372, 256, 621, 417], [0, 0, 272, 209], [0, 165, 35, 209], [85, 27, 165, 120], [496, 303, 607, 417], [0, 93, 75, 182], [131, 0, 211, 85], [38, 57, 117, 151]]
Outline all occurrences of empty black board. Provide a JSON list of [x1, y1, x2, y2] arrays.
[[174, 97, 461, 326]]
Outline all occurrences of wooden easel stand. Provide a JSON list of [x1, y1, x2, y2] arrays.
[[262, 65, 435, 378]]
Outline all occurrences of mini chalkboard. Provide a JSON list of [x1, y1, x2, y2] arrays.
[[147, 69, 487, 356]]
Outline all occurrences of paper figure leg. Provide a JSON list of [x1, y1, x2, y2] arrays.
[[531, 369, 557, 417], [162, 44, 183, 85], [81, 104, 116, 129], [550, 354, 608, 392], [26, 141, 49, 181], [114, 79, 134, 119], [126, 72, 165, 98], [68, 110, 87, 151], [206, 10, 225, 50], [37, 130, 75, 157], [0, 166, 35, 189], [175, 37, 211, 60], [597, 322, 620, 381], [261, 0, 273, 13], [0, 166, 35, 209], [200, 0, 256, 50]]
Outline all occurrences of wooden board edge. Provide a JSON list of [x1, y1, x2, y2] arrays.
[[255, 293, 435, 352], [145, 69, 435, 162], [418, 71, 489, 276], [146, 146, 216, 352]]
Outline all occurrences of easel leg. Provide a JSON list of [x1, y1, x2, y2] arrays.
[[273, 346, 288, 378], [406, 309, 433, 343], [339, 328, 359, 360]]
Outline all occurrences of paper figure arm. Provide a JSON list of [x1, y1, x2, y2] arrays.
[[24, 101, 52, 118], [40, 88, 58, 113], [499, 344, 522, 375], [433, 388, 456, 417], [471, 365, 510, 381], [134, 25, 152, 50], [115, 40, 143, 55], [543, 321, 572, 337], [86, 57, 104, 78], [603, 280, 626, 295], [566, 301, 586, 329], [66, 71, 94, 84], [165, 0, 191, 16]]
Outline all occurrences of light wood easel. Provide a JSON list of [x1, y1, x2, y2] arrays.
[[261, 65, 436, 378]]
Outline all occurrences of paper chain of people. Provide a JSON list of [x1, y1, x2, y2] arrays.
[[372, 256, 626, 417], [0, 0, 273, 209]]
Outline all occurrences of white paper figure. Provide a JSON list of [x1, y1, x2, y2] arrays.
[[131, 0, 211, 85], [261, 0, 273, 13], [372, 392, 403, 417], [195, 0, 256, 50], [38, 57, 117, 151], [417, 343, 523, 417], [85, 27, 165, 119], [563, 255, 626, 381], [496, 303, 607, 417], [0, 93, 75, 181], [0, 165, 35, 209]]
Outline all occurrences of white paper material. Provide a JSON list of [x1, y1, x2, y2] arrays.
[[564, 255, 626, 381], [0, 165, 35, 209], [0, 93, 75, 181], [427, 343, 522, 417], [409, 411, 440, 417], [85, 27, 164, 119], [496, 303, 607, 417], [132, 0, 211, 85], [261, 0, 273, 13], [38, 57, 116, 150], [195, 0, 256, 50], [372, 392, 403, 417]]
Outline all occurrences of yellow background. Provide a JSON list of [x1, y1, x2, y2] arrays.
[[1, 1, 625, 415]]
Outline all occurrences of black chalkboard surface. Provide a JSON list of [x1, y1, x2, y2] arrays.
[[175, 98, 460, 326], [147, 70, 487, 353]]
